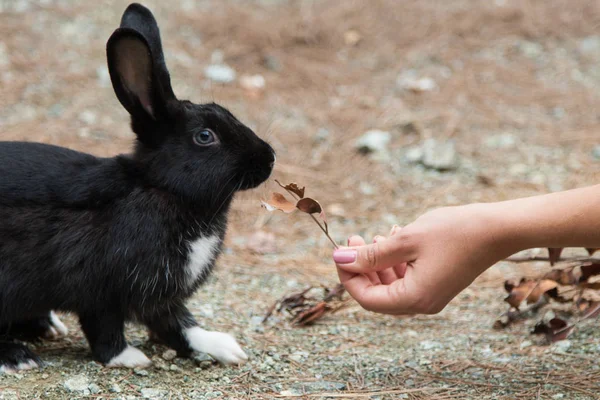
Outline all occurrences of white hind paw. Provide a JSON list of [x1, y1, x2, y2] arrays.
[[107, 346, 152, 368], [45, 311, 69, 339], [0, 360, 40, 374], [185, 327, 248, 365]]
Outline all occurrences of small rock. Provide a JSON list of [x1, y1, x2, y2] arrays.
[[552, 394, 566, 399], [41, 373, 49, 379], [579, 36, 600, 55], [141, 388, 168, 399], [240, 74, 266, 91], [354, 129, 391, 161], [204, 64, 236, 83], [551, 340, 572, 353], [484, 133, 517, 149], [509, 163, 529, 176], [343, 29, 362, 46], [518, 40, 543, 58], [198, 304, 214, 319], [397, 76, 437, 92], [194, 352, 214, 369], [0, 42, 9, 67], [419, 340, 443, 350], [210, 50, 224, 64], [96, 65, 111, 87], [169, 364, 180, 372], [282, 381, 346, 396], [359, 182, 376, 196], [592, 145, 600, 160], [79, 110, 97, 125], [519, 340, 533, 349], [421, 139, 458, 171], [162, 349, 177, 361], [64, 375, 90, 393], [263, 54, 282, 71], [110, 384, 122, 393], [405, 146, 423, 163], [288, 351, 309, 363], [88, 383, 101, 394], [326, 203, 345, 218], [314, 127, 330, 143], [134, 368, 149, 376]]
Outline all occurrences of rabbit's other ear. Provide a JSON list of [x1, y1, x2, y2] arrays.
[[106, 3, 175, 122]]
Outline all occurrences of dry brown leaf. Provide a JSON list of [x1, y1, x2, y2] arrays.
[[275, 180, 305, 198], [504, 279, 558, 309], [261, 192, 297, 213], [532, 318, 574, 342], [548, 248, 563, 265], [545, 268, 577, 285], [580, 263, 600, 282], [296, 197, 322, 214]]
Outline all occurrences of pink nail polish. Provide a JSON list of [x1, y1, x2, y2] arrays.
[[333, 249, 357, 264]]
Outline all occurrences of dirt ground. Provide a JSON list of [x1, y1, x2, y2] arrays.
[[1, 0, 600, 399]]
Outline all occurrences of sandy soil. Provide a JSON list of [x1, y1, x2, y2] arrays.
[[0, 0, 599, 398]]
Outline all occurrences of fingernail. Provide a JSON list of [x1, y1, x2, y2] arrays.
[[333, 249, 357, 264], [390, 225, 400, 236]]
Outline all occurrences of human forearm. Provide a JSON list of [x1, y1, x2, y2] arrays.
[[488, 184, 600, 253]]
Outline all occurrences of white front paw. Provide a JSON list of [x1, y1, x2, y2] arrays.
[[185, 327, 248, 365], [107, 345, 152, 368]]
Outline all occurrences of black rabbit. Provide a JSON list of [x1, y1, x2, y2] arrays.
[[0, 3, 274, 372]]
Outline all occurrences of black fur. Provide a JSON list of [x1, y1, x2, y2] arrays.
[[0, 3, 274, 370]]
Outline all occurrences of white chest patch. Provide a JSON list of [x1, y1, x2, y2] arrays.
[[184, 235, 220, 286]]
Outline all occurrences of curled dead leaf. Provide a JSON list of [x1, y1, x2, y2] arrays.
[[532, 318, 574, 342], [275, 180, 305, 198], [261, 193, 297, 213], [296, 197, 322, 214], [504, 279, 558, 309]]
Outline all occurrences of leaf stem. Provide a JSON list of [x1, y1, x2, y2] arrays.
[[278, 182, 339, 249]]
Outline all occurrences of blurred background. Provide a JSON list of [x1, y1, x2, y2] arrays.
[[1, 0, 599, 398]]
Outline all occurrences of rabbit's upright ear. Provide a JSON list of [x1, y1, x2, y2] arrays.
[[106, 3, 175, 123]]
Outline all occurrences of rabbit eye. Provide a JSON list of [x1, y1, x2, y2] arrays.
[[193, 129, 216, 146]]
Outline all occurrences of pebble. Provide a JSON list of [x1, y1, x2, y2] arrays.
[[79, 110, 97, 125], [239, 74, 266, 91], [169, 364, 180, 372], [263, 54, 282, 71], [551, 340, 572, 353], [141, 388, 168, 399], [281, 381, 347, 396], [135, 368, 149, 376], [162, 349, 177, 361], [484, 133, 517, 149], [397, 76, 437, 92], [110, 384, 122, 393], [405, 146, 423, 163], [88, 383, 101, 394], [96, 65, 111, 87], [422, 138, 458, 171], [579, 35, 600, 55], [519, 340, 533, 349], [204, 64, 236, 83], [592, 145, 600, 160], [419, 340, 443, 350], [64, 375, 90, 393], [354, 129, 391, 161]]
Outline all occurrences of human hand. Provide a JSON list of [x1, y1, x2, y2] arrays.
[[333, 204, 517, 315]]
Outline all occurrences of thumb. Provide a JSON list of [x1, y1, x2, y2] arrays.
[[333, 235, 416, 273]]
